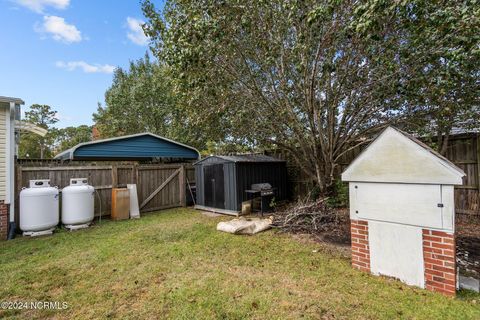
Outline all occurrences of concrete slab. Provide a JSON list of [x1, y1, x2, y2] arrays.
[[459, 275, 480, 292], [199, 211, 224, 218]]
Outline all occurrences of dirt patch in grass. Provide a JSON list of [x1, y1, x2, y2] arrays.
[[457, 215, 480, 278], [0, 208, 479, 319]]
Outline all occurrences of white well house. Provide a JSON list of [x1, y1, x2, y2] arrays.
[[342, 127, 465, 296]]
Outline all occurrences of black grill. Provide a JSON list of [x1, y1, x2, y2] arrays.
[[245, 182, 276, 215], [250, 183, 274, 196]]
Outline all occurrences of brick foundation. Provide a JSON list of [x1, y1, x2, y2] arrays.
[[351, 219, 370, 272], [422, 229, 456, 296], [0, 201, 8, 240]]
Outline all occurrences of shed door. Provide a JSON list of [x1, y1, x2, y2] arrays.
[[204, 164, 225, 209]]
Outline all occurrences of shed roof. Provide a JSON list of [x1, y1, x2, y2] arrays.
[[54, 132, 200, 161], [341, 126, 465, 185], [194, 154, 284, 165]]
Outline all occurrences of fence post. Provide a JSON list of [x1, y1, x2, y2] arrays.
[[15, 164, 22, 196], [111, 165, 118, 188], [131, 164, 137, 184], [15, 165, 23, 226], [179, 165, 186, 207], [49, 170, 54, 186]]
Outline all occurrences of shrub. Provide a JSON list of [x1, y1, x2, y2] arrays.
[[327, 179, 349, 208]]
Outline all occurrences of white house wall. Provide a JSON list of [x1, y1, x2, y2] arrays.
[[0, 104, 8, 202]]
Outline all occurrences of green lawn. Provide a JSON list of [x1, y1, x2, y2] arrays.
[[0, 208, 479, 319]]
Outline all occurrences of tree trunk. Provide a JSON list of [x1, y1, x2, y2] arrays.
[[314, 162, 325, 194], [313, 158, 335, 196], [437, 127, 451, 156], [439, 133, 450, 156]]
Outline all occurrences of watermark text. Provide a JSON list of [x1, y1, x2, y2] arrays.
[[1, 301, 68, 310]]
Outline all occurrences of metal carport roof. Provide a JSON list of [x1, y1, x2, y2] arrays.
[[54, 132, 200, 161]]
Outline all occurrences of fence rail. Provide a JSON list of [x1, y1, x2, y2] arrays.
[[14, 162, 195, 225]]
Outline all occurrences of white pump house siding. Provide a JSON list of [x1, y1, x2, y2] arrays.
[[342, 127, 465, 296], [0, 96, 24, 240]]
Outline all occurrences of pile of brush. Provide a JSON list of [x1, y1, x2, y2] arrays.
[[272, 198, 349, 241]]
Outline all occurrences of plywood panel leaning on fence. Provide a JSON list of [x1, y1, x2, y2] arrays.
[[127, 184, 140, 218], [342, 126, 465, 297], [111, 188, 130, 220]]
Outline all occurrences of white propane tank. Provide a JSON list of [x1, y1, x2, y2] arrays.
[[61, 178, 94, 230], [20, 179, 59, 236]]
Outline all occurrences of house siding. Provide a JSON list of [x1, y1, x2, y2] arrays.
[[0, 105, 8, 202]]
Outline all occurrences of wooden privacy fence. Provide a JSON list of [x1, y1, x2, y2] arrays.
[[444, 133, 480, 216], [14, 162, 196, 223], [269, 132, 480, 217]]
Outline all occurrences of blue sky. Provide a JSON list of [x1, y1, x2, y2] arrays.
[[0, 0, 164, 128]]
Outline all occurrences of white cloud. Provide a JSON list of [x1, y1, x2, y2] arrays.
[[35, 15, 82, 43], [56, 61, 116, 74], [126, 17, 148, 46], [13, 0, 69, 13]]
